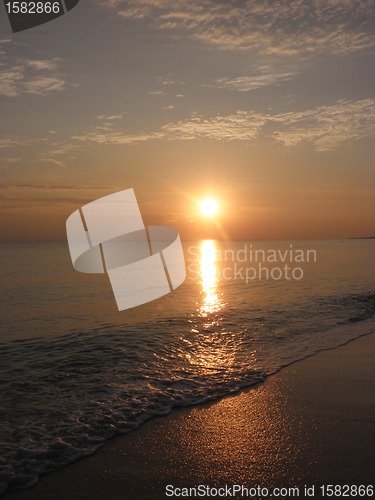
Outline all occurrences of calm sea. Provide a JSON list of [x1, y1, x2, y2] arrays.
[[0, 239, 374, 494]]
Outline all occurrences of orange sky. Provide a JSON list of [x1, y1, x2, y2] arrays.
[[1, 1, 375, 241]]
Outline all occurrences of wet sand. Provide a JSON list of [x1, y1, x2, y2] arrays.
[[4, 333, 375, 499]]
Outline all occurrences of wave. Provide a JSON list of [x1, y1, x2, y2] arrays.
[[1, 290, 375, 496]]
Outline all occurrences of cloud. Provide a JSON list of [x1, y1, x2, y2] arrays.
[[40, 158, 66, 167], [0, 196, 98, 208], [26, 59, 59, 71], [272, 99, 375, 150], [38, 142, 80, 167], [72, 129, 164, 145], [4, 99, 374, 167], [0, 137, 21, 149], [0, 182, 111, 190], [97, 114, 124, 120], [212, 65, 300, 92], [0, 44, 70, 97], [157, 76, 184, 86], [68, 98, 375, 150], [0, 39, 11, 57], [69, 110, 266, 145], [23, 76, 66, 95], [0, 66, 24, 97], [149, 90, 167, 96], [161, 111, 267, 141], [0, 61, 67, 97], [0, 182, 116, 210], [1, 157, 22, 164], [97, 0, 375, 55]]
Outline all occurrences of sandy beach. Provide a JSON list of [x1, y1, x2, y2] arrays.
[[4, 332, 375, 500]]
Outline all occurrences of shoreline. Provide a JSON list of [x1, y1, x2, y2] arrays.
[[4, 332, 375, 499]]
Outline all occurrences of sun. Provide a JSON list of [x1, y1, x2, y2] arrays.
[[200, 198, 219, 217]]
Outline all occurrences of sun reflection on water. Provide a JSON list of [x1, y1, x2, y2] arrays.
[[199, 240, 224, 318], [186, 240, 238, 370]]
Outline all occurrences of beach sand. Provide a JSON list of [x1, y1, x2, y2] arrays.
[[4, 333, 375, 499]]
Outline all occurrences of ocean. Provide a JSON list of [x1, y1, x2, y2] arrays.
[[0, 239, 374, 495]]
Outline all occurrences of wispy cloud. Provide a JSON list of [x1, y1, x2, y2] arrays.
[[40, 157, 66, 167], [26, 59, 59, 71], [157, 76, 184, 86], [97, 114, 124, 120], [148, 90, 166, 96], [0, 66, 24, 97], [212, 65, 300, 92], [98, 0, 375, 55], [0, 60, 67, 97], [0, 137, 21, 149], [0, 42, 71, 97], [0, 182, 111, 190], [1, 157, 22, 164], [68, 98, 375, 150], [0, 182, 115, 210], [72, 129, 164, 145], [70, 111, 266, 145], [0, 39, 11, 57], [23, 76, 66, 95], [273, 99, 375, 150], [38, 141, 80, 167], [4, 98, 374, 168], [161, 111, 267, 141]]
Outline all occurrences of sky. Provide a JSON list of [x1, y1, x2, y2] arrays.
[[0, 0, 375, 241]]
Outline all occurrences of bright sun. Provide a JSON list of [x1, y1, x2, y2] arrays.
[[200, 198, 219, 217]]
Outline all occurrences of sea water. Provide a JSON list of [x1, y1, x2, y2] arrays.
[[0, 239, 374, 494]]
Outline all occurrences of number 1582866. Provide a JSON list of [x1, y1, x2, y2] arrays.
[[5, 2, 61, 14]]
